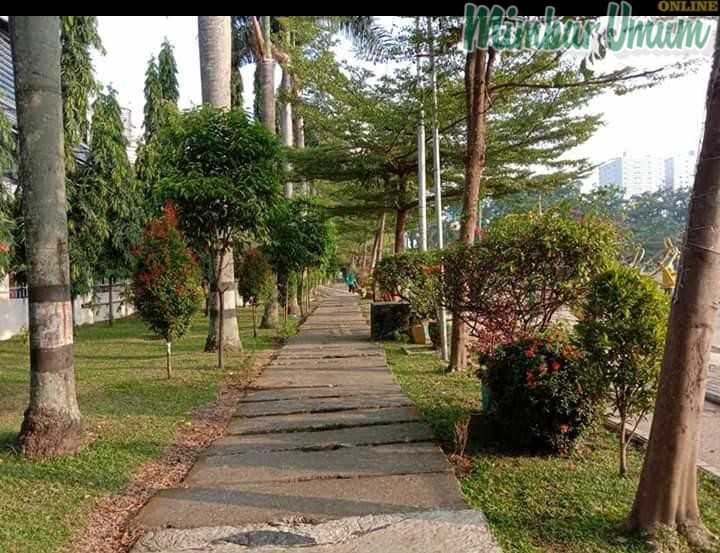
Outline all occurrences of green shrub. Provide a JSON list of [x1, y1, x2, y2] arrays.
[[374, 250, 442, 321], [576, 264, 669, 475], [482, 331, 596, 453]]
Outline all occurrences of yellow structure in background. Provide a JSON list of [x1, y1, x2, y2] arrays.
[[632, 237, 679, 293]]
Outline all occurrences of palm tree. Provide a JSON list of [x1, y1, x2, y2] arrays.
[[198, 16, 243, 354], [11, 15, 85, 458]]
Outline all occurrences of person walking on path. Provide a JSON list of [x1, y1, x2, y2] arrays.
[[346, 272, 357, 294]]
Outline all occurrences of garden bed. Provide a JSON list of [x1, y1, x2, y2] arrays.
[[381, 341, 720, 553]]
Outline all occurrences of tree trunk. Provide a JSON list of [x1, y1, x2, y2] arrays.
[[166, 341, 172, 379], [197, 17, 242, 354], [12, 15, 85, 459], [260, 274, 279, 329], [449, 47, 494, 373], [197, 16, 231, 108], [293, 89, 309, 195], [619, 412, 628, 477], [107, 277, 114, 325], [251, 303, 257, 338], [627, 26, 720, 545], [394, 208, 408, 254], [204, 250, 242, 352], [218, 285, 225, 370], [281, 68, 293, 197], [288, 272, 300, 315], [260, 16, 275, 134]]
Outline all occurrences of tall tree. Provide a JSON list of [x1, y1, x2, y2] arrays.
[[448, 46, 494, 371], [136, 40, 179, 200], [85, 88, 145, 323], [11, 15, 85, 458], [59, 16, 104, 172], [158, 38, 179, 104], [135, 57, 162, 193], [197, 15, 243, 353], [627, 25, 720, 550]]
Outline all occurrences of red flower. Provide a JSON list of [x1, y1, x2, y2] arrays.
[[525, 348, 536, 358], [559, 424, 570, 434], [550, 360, 561, 372]]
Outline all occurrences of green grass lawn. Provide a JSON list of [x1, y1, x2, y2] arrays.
[[382, 341, 720, 553], [0, 307, 287, 553]]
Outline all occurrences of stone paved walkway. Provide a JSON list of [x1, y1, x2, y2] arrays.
[[132, 287, 500, 553]]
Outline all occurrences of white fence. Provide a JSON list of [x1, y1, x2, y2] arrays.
[[0, 280, 134, 341]]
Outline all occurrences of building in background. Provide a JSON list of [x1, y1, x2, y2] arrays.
[[598, 153, 666, 197], [664, 150, 697, 190]]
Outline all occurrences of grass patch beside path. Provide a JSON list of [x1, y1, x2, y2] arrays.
[[381, 340, 720, 553], [0, 306, 284, 553]]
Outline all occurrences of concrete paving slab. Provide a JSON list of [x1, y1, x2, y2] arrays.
[[207, 422, 434, 456], [235, 393, 413, 418], [185, 442, 452, 486], [257, 369, 398, 389], [134, 473, 469, 529], [240, 384, 403, 403], [226, 406, 422, 435], [133, 509, 501, 553]]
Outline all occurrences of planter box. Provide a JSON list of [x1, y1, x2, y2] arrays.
[[409, 322, 430, 345], [370, 301, 410, 341]]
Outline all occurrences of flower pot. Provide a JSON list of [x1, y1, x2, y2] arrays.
[[409, 321, 430, 345]]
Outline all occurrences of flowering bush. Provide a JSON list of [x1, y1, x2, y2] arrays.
[[481, 331, 597, 453], [374, 251, 441, 321], [131, 202, 202, 376]]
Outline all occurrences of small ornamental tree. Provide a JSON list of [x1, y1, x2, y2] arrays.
[[157, 106, 283, 369], [576, 264, 669, 476], [236, 248, 274, 337], [131, 202, 202, 378], [443, 210, 618, 354], [374, 251, 442, 322], [264, 198, 334, 320]]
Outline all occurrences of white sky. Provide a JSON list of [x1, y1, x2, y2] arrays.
[[93, 16, 713, 186]]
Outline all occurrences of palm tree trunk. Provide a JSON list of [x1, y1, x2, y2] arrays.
[[627, 26, 720, 547], [12, 15, 85, 459], [280, 67, 293, 197], [198, 16, 231, 107], [198, 16, 242, 354], [449, 47, 494, 372], [260, 16, 275, 134]]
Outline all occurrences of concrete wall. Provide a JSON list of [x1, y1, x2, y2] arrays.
[[0, 277, 135, 341]]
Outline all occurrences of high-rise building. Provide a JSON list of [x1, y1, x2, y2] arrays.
[[664, 150, 697, 190], [598, 153, 666, 197]]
